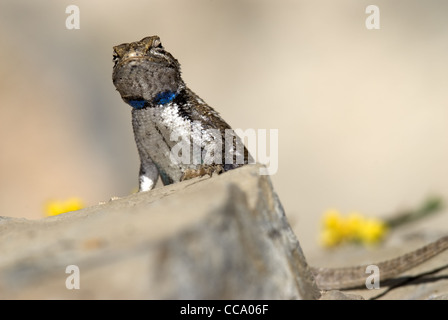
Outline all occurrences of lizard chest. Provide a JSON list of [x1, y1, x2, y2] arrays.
[[131, 104, 214, 179]]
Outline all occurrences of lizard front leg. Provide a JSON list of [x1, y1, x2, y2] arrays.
[[138, 159, 159, 192]]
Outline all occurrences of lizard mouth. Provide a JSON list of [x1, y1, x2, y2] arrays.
[[112, 57, 182, 104], [112, 62, 146, 98]]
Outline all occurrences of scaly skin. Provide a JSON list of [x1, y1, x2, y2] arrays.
[[112, 36, 252, 191]]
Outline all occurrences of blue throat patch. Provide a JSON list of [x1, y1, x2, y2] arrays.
[[153, 91, 177, 105], [128, 99, 147, 109], [127, 91, 177, 109]]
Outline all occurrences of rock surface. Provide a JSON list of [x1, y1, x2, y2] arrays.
[[0, 164, 320, 299], [1, 163, 447, 300]]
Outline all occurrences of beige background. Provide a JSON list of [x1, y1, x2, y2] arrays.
[[1, 0, 447, 259]]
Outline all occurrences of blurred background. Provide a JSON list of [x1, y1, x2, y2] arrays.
[[1, 0, 448, 260]]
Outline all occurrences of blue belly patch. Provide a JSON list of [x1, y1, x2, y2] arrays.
[[154, 163, 174, 185]]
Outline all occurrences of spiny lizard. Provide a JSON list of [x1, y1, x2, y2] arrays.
[[112, 35, 252, 192], [112, 36, 448, 291]]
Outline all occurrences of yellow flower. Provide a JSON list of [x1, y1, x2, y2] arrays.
[[358, 218, 388, 245], [344, 212, 364, 240], [44, 197, 84, 217], [322, 209, 343, 229], [319, 228, 342, 248], [320, 209, 388, 248], [320, 210, 344, 247]]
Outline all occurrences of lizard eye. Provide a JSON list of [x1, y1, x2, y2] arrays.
[[112, 52, 119, 67], [153, 39, 163, 49]]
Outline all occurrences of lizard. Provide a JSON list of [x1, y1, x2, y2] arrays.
[[112, 35, 252, 192], [112, 35, 448, 291]]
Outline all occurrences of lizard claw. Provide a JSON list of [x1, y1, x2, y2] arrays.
[[180, 165, 224, 181]]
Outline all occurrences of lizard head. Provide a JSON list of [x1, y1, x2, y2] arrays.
[[112, 36, 184, 108]]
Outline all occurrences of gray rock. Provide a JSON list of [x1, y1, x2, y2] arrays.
[[319, 290, 364, 300], [0, 164, 320, 299], [3, 163, 446, 300]]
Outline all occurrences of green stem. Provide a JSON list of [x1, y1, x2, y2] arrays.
[[385, 196, 444, 229]]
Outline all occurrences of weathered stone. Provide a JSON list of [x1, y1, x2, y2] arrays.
[[0, 164, 320, 299], [319, 290, 364, 300], [2, 163, 447, 300]]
